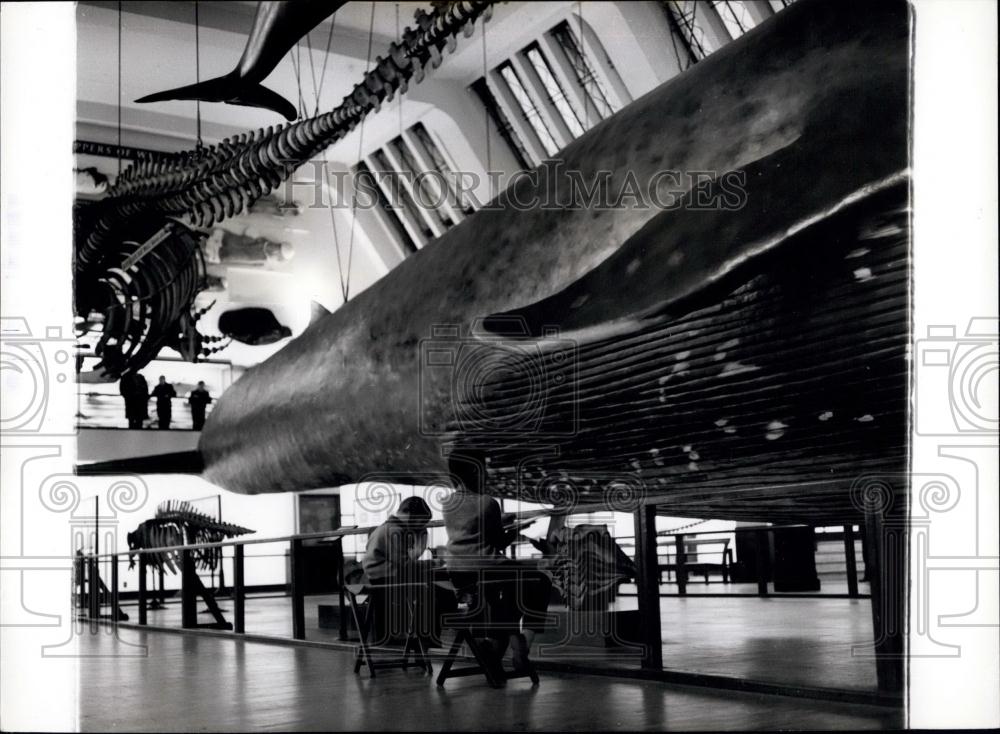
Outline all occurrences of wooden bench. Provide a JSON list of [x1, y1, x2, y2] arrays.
[[435, 579, 539, 689], [345, 582, 433, 678], [656, 537, 734, 583]]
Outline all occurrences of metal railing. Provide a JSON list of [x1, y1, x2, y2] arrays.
[[73, 514, 895, 706], [75, 519, 869, 644], [77, 393, 216, 430], [76, 527, 381, 639], [615, 523, 868, 598]]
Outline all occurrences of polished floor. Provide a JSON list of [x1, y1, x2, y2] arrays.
[[122, 579, 877, 693], [76, 627, 900, 731]]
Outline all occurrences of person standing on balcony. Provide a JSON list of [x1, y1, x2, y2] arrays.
[[119, 371, 149, 429], [151, 376, 177, 429], [188, 381, 212, 430]]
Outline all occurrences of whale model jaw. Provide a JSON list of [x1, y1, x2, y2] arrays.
[[135, 0, 346, 121]]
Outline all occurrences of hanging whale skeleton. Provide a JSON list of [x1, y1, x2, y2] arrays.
[[78, 0, 912, 524], [75, 0, 492, 379]]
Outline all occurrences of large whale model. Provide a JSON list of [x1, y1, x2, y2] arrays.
[[191, 0, 911, 524], [135, 0, 345, 121]]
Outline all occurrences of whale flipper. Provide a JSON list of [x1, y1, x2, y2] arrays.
[[136, 74, 297, 121]]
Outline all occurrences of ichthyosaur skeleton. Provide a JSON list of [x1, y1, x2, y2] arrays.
[[80, 0, 912, 524], [126, 500, 254, 575]]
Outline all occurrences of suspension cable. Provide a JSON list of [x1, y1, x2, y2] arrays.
[[396, 3, 403, 137], [290, 40, 306, 119], [578, 1, 590, 130], [314, 14, 337, 116], [195, 0, 203, 148], [481, 11, 492, 199], [305, 31, 320, 109], [342, 1, 377, 302], [117, 1, 123, 177]]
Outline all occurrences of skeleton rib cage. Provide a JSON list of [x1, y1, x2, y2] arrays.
[[126, 500, 254, 574]]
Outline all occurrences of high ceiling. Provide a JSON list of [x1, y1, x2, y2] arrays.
[[77, 0, 418, 143], [74, 1, 609, 369], [76, 1, 583, 150]]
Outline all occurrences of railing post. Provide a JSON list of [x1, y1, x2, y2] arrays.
[[659, 539, 671, 582], [88, 555, 100, 620], [755, 529, 770, 596], [76, 554, 86, 612], [290, 539, 306, 640], [138, 554, 148, 626], [860, 523, 870, 582], [843, 524, 860, 597], [337, 544, 348, 642], [217, 546, 227, 597], [233, 544, 245, 634], [674, 534, 688, 595], [111, 556, 120, 621], [864, 510, 906, 694], [181, 549, 197, 628], [633, 505, 663, 670]]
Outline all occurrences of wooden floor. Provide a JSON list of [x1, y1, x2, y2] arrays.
[[121, 579, 877, 694], [76, 627, 901, 731]]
